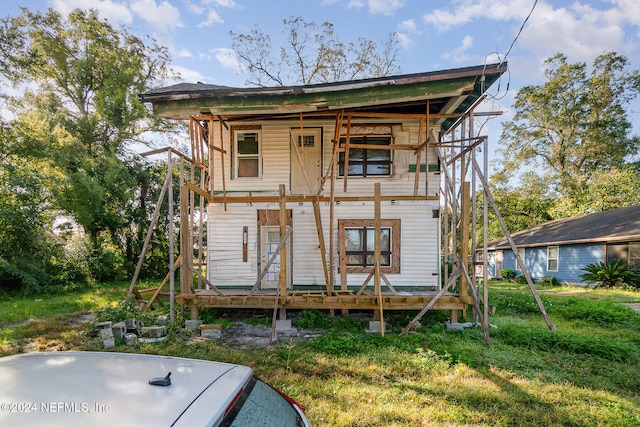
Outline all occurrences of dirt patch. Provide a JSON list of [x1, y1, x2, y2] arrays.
[[624, 303, 640, 314]]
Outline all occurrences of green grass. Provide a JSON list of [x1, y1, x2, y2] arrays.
[[1, 280, 639, 426]]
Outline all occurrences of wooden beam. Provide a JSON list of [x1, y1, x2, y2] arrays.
[[374, 183, 384, 336], [472, 157, 556, 332], [125, 157, 175, 304], [279, 184, 287, 319]]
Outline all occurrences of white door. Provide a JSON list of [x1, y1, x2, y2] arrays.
[[291, 129, 322, 195], [260, 226, 292, 289]]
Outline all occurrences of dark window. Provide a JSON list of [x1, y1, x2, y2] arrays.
[[338, 136, 391, 177]]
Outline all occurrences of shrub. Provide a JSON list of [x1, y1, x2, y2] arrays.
[[581, 260, 639, 288], [515, 274, 528, 285], [500, 269, 515, 280], [538, 276, 559, 286]]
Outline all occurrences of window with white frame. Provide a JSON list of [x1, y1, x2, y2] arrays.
[[338, 219, 400, 274], [515, 248, 525, 271], [234, 130, 261, 178], [629, 242, 640, 269], [338, 136, 392, 177], [547, 246, 559, 271]]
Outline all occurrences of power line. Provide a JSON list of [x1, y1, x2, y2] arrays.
[[500, 0, 538, 66]]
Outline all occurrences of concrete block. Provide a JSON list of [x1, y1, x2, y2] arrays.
[[276, 320, 292, 331], [201, 328, 222, 339], [140, 325, 167, 338], [100, 328, 115, 349], [366, 321, 388, 333], [123, 333, 138, 346], [185, 319, 203, 331], [111, 322, 126, 339], [125, 318, 142, 332], [95, 321, 112, 331], [444, 322, 474, 330], [156, 315, 168, 326], [199, 324, 223, 330]]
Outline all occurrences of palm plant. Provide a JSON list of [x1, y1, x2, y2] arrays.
[[581, 260, 639, 288]]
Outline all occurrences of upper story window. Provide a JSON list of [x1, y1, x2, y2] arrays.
[[234, 130, 261, 178], [338, 136, 392, 177]]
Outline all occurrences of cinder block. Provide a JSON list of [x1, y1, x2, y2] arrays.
[[367, 321, 387, 333], [185, 320, 203, 331], [100, 328, 115, 349], [111, 322, 126, 339], [156, 315, 168, 326], [201, 328, 222, 339], [276, 320, 292, 331], [125, 318, 142, 332], [124, 333, 138, 346], [140, 325, 167, 338], [95, 321, 112, 331]]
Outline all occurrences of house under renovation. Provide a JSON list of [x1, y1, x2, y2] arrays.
[[132, 62, 553, 337]]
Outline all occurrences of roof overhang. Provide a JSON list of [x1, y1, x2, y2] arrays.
[[140, 63, 507, 132]]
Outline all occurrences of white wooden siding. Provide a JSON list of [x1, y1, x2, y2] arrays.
[[207, 118, 442, 289]]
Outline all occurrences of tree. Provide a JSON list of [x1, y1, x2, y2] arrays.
[[495, 53, 640, 218], [230, 16, 401, 87], [0, 8, 175, 289]]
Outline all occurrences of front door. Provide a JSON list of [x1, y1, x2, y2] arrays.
[[260, 226, 292, 289], [291, 128, 322, 195]]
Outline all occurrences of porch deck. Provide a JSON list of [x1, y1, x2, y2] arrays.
[[176, 289, 472, 311]]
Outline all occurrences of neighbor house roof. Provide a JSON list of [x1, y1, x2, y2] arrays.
[[487, 205, 640, 250], [139, 63, 507, 132]]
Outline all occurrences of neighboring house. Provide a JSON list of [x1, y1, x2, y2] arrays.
[[485, 205, 640, 283], [137, 63, 507, 318]]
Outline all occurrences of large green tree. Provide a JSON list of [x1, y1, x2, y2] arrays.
[[494, 52, 640, 221], [0, 8, 175, 289], [230, 16, 401, 87]]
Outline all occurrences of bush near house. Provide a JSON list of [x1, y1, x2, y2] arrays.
[[581, 260, 640, 289], [500, 269, 515, 280]]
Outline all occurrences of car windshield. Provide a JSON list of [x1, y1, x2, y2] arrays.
[[223, 377, 305, 427]]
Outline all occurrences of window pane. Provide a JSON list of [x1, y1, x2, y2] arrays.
[[629, 243, 640, 258], [365, 228, 390, 251], [347, 254, 363, 265], [548, 259, 558, 271], [548, 246, 558, 258], [238, 158, 259, 177], [345, 229, 363, 251], [238, 133, 259, 154], [347, 164, 363, 175], [366, 254, 390, 266], [368, 149, 389, 161], [366, 163, 391, 175], [298, 135, 314, 147]]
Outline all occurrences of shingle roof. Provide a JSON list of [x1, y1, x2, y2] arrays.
[[487, 205, 640, 249]]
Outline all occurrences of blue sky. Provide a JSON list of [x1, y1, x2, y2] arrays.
[[3, 0, 640, 159]]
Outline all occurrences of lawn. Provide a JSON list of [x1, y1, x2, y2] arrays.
[[1, 281, 639, 426]]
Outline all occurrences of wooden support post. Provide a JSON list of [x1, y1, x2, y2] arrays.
[[125, 157, 175, 305], [180, 183, 192, 297], [343, 115, 351, 192], [460, 181, 470, 300], [413, 117, 424, 196], [312, 200, 331, 294], [374, 183, 384, 336], [168, 151, 175, 325], [472, 156, 556, 332], [279, 184, 287, 320]]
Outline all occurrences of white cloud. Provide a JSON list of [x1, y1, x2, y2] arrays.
[[442, 35, 474, 63], [130, 0, 184, 33], [214, 48, 244, 72], [174, 47, 193, 58], [51, 0, 133, 24], [368, 0, 404, 16], [422, 0, 534, 32], [170, 65, 205, 84], [198, 9, 224, 27]]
